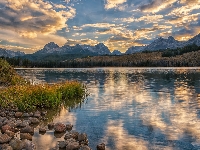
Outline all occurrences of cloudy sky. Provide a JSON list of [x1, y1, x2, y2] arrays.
[[0, 0, 200, 53]]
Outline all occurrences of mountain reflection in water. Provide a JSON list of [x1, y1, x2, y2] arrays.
[[16, 67, 200, 150]]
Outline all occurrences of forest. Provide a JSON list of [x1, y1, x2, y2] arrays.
[[2, 44, 200, 68]]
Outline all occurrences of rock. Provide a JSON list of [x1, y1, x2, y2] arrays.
[[15, 120, 22, 127], [23, 139, 36, 150], [33, 111, 41, 118], [23, 113, 30, 117], [9, 139, 25, 150], [39, 127, 46, 133], [15, 112, 23, 118], [54, 123, 66, 133], [71, 131, 79, 140], [78, 133, 87, 142], [0, 134, 12, 144], [58, 141, 66, 149], [66, 124, 73, 131], [41, 111, 47, 116], [0, 112, 6, 117], [5, 130, 15, 138], [20, 126, 34, 133], [29, 112, 33, 117], [48, 123, 54, 130], [1, 125, 12, 133], [64, 131, 79, 140], [29, 117, 40, 124], [66, 142, 80, 150], [97, 143, 105, 150], [80, 145, 91, 150], [20, 133, 32, 140], [1, 144, 13, 150]]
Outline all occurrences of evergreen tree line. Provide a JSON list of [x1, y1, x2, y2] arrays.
[[1, 44, 200, 68]]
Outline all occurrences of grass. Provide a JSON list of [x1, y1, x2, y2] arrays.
[[0, 58, 28, 86], [0, 81, 86, 111], [0, 58, 86, 111]]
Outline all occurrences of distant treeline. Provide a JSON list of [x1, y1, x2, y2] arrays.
[[1, 44, 200, 67]]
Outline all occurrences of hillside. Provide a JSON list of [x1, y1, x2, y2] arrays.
[[0, 59, 27, 86]]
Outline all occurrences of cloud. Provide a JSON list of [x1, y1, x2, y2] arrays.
[[0, 29, 67, 53], [140, 0, 177, 13], [0, 0, 76, 38], [105, 0, 127, 10], [65, 38, 98, 46], [167, 13, 200, 27]]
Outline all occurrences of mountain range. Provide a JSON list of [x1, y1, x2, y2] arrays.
[[1, 33, 200, 58]]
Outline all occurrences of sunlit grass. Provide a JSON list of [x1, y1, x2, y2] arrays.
[[0, 58, 28, 86], [0, 81, 86, 111]]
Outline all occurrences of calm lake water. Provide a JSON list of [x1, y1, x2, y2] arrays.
[[16, 67, 200, 150]]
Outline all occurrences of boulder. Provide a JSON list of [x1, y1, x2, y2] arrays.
[[80, 145, 91, 150], [29, 117, 40, 124], [5, 130, 15, 138], [23, 139, 36, 150], [33, 111, 41, 118], [1, 125, 12, 133], [20, 126, 34, 133], [9, 139, 25, 150], [97, 143, 105, 150], [14, 112, 23, 118], [66, 142, 80, 150], [78, 133, 87, 142], [48, 123, 54, 130], [0, 112, 6, 117], [39, 127, 46, 133], [20, 133, 32, 140], [0, 134, 12, 144], [58, 141, 67, 149], [23, 113, 30, 117], [54, 123, 66, 133], [66, 124, 73, 131], [0, 144, 13, 150]]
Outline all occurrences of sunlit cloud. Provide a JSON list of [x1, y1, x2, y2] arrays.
[[0, 0, 76, 38], [105, 0, 127, 10], [140, 0, 177, 13]]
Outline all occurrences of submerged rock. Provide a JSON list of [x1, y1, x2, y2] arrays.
[[97, 143, 105, 150]]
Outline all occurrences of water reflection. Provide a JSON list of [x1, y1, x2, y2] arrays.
[[16, 68, 200, 149]]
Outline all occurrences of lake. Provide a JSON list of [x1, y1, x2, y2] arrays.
[[16, 67, 200, 150]]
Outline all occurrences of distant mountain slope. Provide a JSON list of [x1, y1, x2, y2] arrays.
[[0, 48, 25, 58], [125, 46, 145, 54], [144, 36, 184, 51], [112, 50, 122, 55]]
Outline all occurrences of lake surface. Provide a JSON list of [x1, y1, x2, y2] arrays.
[[16, 67, 200, 150]]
